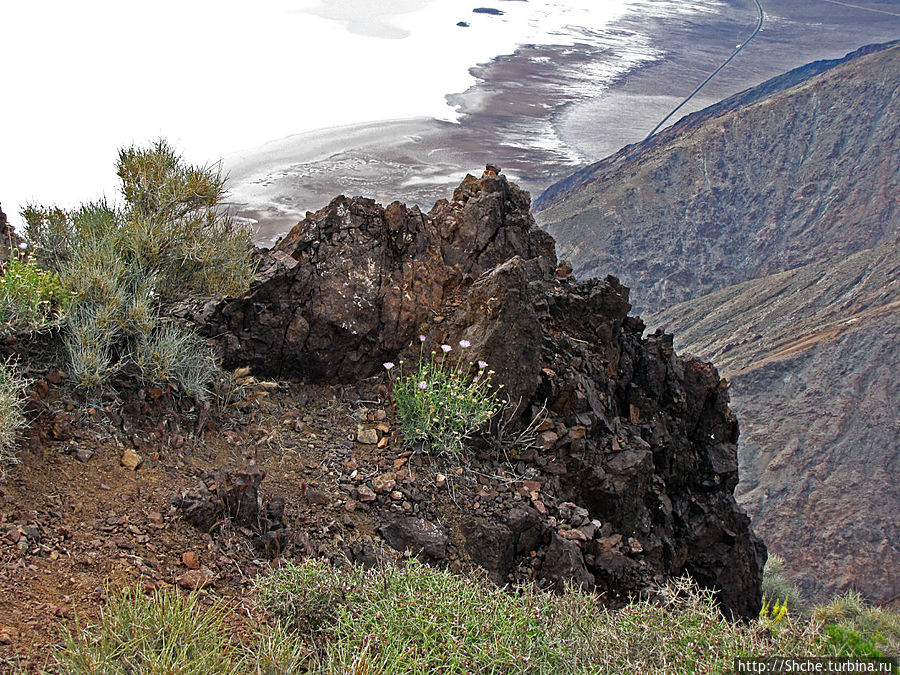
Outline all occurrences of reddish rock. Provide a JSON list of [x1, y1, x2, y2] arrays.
[[181, 551, 200, 570], [357, 485, 377, 503], [175, 567, 214, 591]]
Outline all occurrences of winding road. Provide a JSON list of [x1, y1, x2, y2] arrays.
[[644, 0, 765, 140]]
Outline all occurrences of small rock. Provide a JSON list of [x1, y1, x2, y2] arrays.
[[149, 512, 164, 525], [181, 551, 200, 570], [532, 499, 547, 515], [374, 409, 387, 421], [357, 485, 377, 502], [390, 491, 404, 501], [393, 457, 408, 471], [560, 528, 588, 542], [306, 489, 330, 506], [372, 473, 396, 494], [579, 522, 599, 540], [568, 426, 586, 440], [121, 449, 142, 471], [377, 436, 389, 449], [357, 427, 379, 445], [175, 567, 215, 590], [628, 537, 644, 554], [75, 447, 94, 463]]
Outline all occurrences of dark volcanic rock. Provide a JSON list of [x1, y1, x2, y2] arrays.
[[172, 466, 289, 557], [543, 532, 595, 592], [431, 254, 765, 618], [461, 506, 543, 585], [188, 169, 764, 618], [194, 168, 554, 380], [379, 517, 448, 562]]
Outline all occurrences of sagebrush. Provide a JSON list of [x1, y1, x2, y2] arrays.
[[22, 139, 255, 398]]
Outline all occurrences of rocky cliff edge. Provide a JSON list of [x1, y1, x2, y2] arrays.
[[182, 168, 765, 618]]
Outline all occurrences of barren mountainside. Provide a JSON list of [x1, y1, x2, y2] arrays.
[[650, 244, 900, 604], [535, 41, 900, 315]]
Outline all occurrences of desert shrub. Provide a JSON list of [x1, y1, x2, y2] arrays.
[[54, 587, 307, 674], [0, 251, 68, 337], [386, 338, 502, 456], [815, 591, 900, 656], [761, 553, 806, 614], [257, 559, 830, 675], [0, 358, 28, 476], [22, 139, 255, 398]]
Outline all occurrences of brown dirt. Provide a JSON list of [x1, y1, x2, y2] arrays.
[[0, 372, 425, 673]]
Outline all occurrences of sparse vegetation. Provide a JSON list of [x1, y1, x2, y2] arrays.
[[761, 553, 806, 614], [21, 139, 255, 398], [0, 358, 28, 475], [54, 587, 307, 674], [37, 561, 900, 675], [815, 591, 900, 657], [257, 559, 832, 675], [386, 338, 502, 456]]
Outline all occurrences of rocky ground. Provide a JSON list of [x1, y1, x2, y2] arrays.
[[0, 169, 766, 670]]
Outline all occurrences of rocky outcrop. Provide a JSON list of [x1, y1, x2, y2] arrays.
[[188, 169, 764, 618], [430, 256, 764, 618], [534, 41, 900, 315], [0, 203, 24, 263], [192, 168, 554, 380]]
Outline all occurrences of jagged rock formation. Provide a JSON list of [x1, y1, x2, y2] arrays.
[[187, 169, 765, 618], [534, 41, 900, 315], [194, 169, 554, 380], [650, 244, 900, 604]]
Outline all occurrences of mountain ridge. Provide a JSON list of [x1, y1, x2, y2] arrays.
[[534, 41, 900, 315]]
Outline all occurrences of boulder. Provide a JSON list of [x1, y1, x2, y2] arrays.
[[379, 517, 448, 562], [192, 168, 555, 380]]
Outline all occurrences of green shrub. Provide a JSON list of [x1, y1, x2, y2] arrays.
[[0, 358, 28, 476], [824, 624, 886, 659], [761, 553, 806, 614], [258, 559, 829, 675], [54, 587, 307, 674], [22, 139, 255, 398], [0, 252, 68, 337], [386, 338, 501, 456], [815, 591, 900, 656]]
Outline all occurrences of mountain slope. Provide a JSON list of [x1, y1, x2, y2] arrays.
[[650, 244, 900, 604], [534, 41, 900, 315]]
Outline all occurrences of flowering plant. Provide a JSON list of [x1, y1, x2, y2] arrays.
[[384, 338, 502, 456]]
